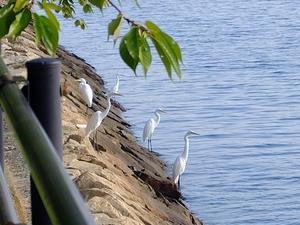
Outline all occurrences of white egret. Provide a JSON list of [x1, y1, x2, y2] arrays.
[[85, 91, 121, 149], [77, 78, 93, 113], [111, 75, 120, 94], [143, 108, 166, 151], [172, 130, 199, 190]]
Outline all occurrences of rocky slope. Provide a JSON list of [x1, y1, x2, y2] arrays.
[[2, 25, 203, 225]]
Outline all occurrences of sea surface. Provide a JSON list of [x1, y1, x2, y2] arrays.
[[59, 1, 300, 224]]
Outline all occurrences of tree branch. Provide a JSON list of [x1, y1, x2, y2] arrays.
[[107, 0, 148, 32]]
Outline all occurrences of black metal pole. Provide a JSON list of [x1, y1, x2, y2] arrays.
[[0, 110, 3, 170], [0, 39, 3, 171], [25, 58, 62, 225], [1, 56, 95, 225]]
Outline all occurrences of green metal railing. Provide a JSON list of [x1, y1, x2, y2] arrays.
[[0, 56, 96, 225], [0, 167, 19, 225]]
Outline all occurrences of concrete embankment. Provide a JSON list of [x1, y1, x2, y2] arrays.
[[2, 25, 203, 225]]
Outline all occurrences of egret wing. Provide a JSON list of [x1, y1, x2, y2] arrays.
[[172, 156, 185, 184], [79, 83, 93, 107], [85, 111, 101, 137], [143, 118, 155, 142]]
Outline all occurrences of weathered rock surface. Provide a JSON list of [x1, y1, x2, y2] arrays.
[[1, 25, 203, 225]]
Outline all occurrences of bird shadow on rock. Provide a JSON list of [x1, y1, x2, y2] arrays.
[[149, 150, 162, 157], [128, 166, 183, 201], [64, 134, 84, 145], [90, 140, 107, 152]]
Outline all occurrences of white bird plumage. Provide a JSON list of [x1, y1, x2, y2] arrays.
[[111, 75, 120, 94], [143, 119, 155, 142], [78, 78, 93, 108], [172, 130, 199, 189], [143, 108, 165, 151], [85, 111, 104, 138], [85, 91, 121, 148]]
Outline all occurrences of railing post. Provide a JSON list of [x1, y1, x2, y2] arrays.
[[25, 58, 62, 225], [0, 167, 19, 225], [0, 39, 3, 170], [0, 109, 3, 170], [0, 56, 95, 225]]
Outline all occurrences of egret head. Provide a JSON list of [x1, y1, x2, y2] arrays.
[[107, 91, 122, 98], [155, 108, 166, 114], [185, 130, 199, 138], [76, 78, 86, 84]]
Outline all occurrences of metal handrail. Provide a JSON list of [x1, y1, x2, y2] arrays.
[[0, 56, 96, 225], [0, 168, 19, 225]]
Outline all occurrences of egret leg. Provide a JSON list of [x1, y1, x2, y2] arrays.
[[94, 130, 96, 150], [147, 140, 150, 150], [95, 130, 98, 150], [92, 131, 95, 149], [178, 176, 181, 191], [88, 133, 94, 148], [85, 106, 88, 114], [150, 138, 153, 151]]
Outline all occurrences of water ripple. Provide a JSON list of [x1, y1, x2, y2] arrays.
[[59, 0, 300, 224]]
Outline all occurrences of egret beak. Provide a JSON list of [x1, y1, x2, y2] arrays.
[[190, 131, 200, 136], [113, 92, 122, 96], [75, 79, 80, 82], [158, 109, 166, 113]]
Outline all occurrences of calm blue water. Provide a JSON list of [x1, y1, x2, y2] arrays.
[[59, 1, 300, 224]]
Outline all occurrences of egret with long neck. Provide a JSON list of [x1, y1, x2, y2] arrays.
[[172, 130, 199, 190], [111, 75, 120, 94], [85, 91, 121, 149], [143, 108, 166, 151]]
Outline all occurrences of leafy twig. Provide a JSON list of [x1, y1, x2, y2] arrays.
[[106, 0, 147, 32]]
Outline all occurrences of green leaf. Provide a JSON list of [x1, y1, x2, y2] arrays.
[[40, 16, 59, 55], [162, 31, 182, 62], [124, 27, 139, 60], [37, 1, 43, 9], [138, 34, 152, 75], [61, 5, 73, 18], [83, 3, 93, 13], [145, 20, 182, 64], [32, 13, 59, 56], [33, 0, 60, 52], [7, 8, 31, 39], [74, 19, 86, 29], [60, 0, 75, 18], [43, 2, 60, 30], [145, 20, 182, 78], [32, 13, 42, 45], [119, 34, 138, 74], [46, 3, 61, 12], [13, 0, 28, 13], [151, 37, 172, 78], [88, 0, 108, 10], [157, 30, 181, 76], [107, 13, 123, 42], [74, 19, 80, 27], [48, 14, 60, 30], [119, 27, 153, 75], [0, 4, 16, 38], [78, 0, 86, 6]]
